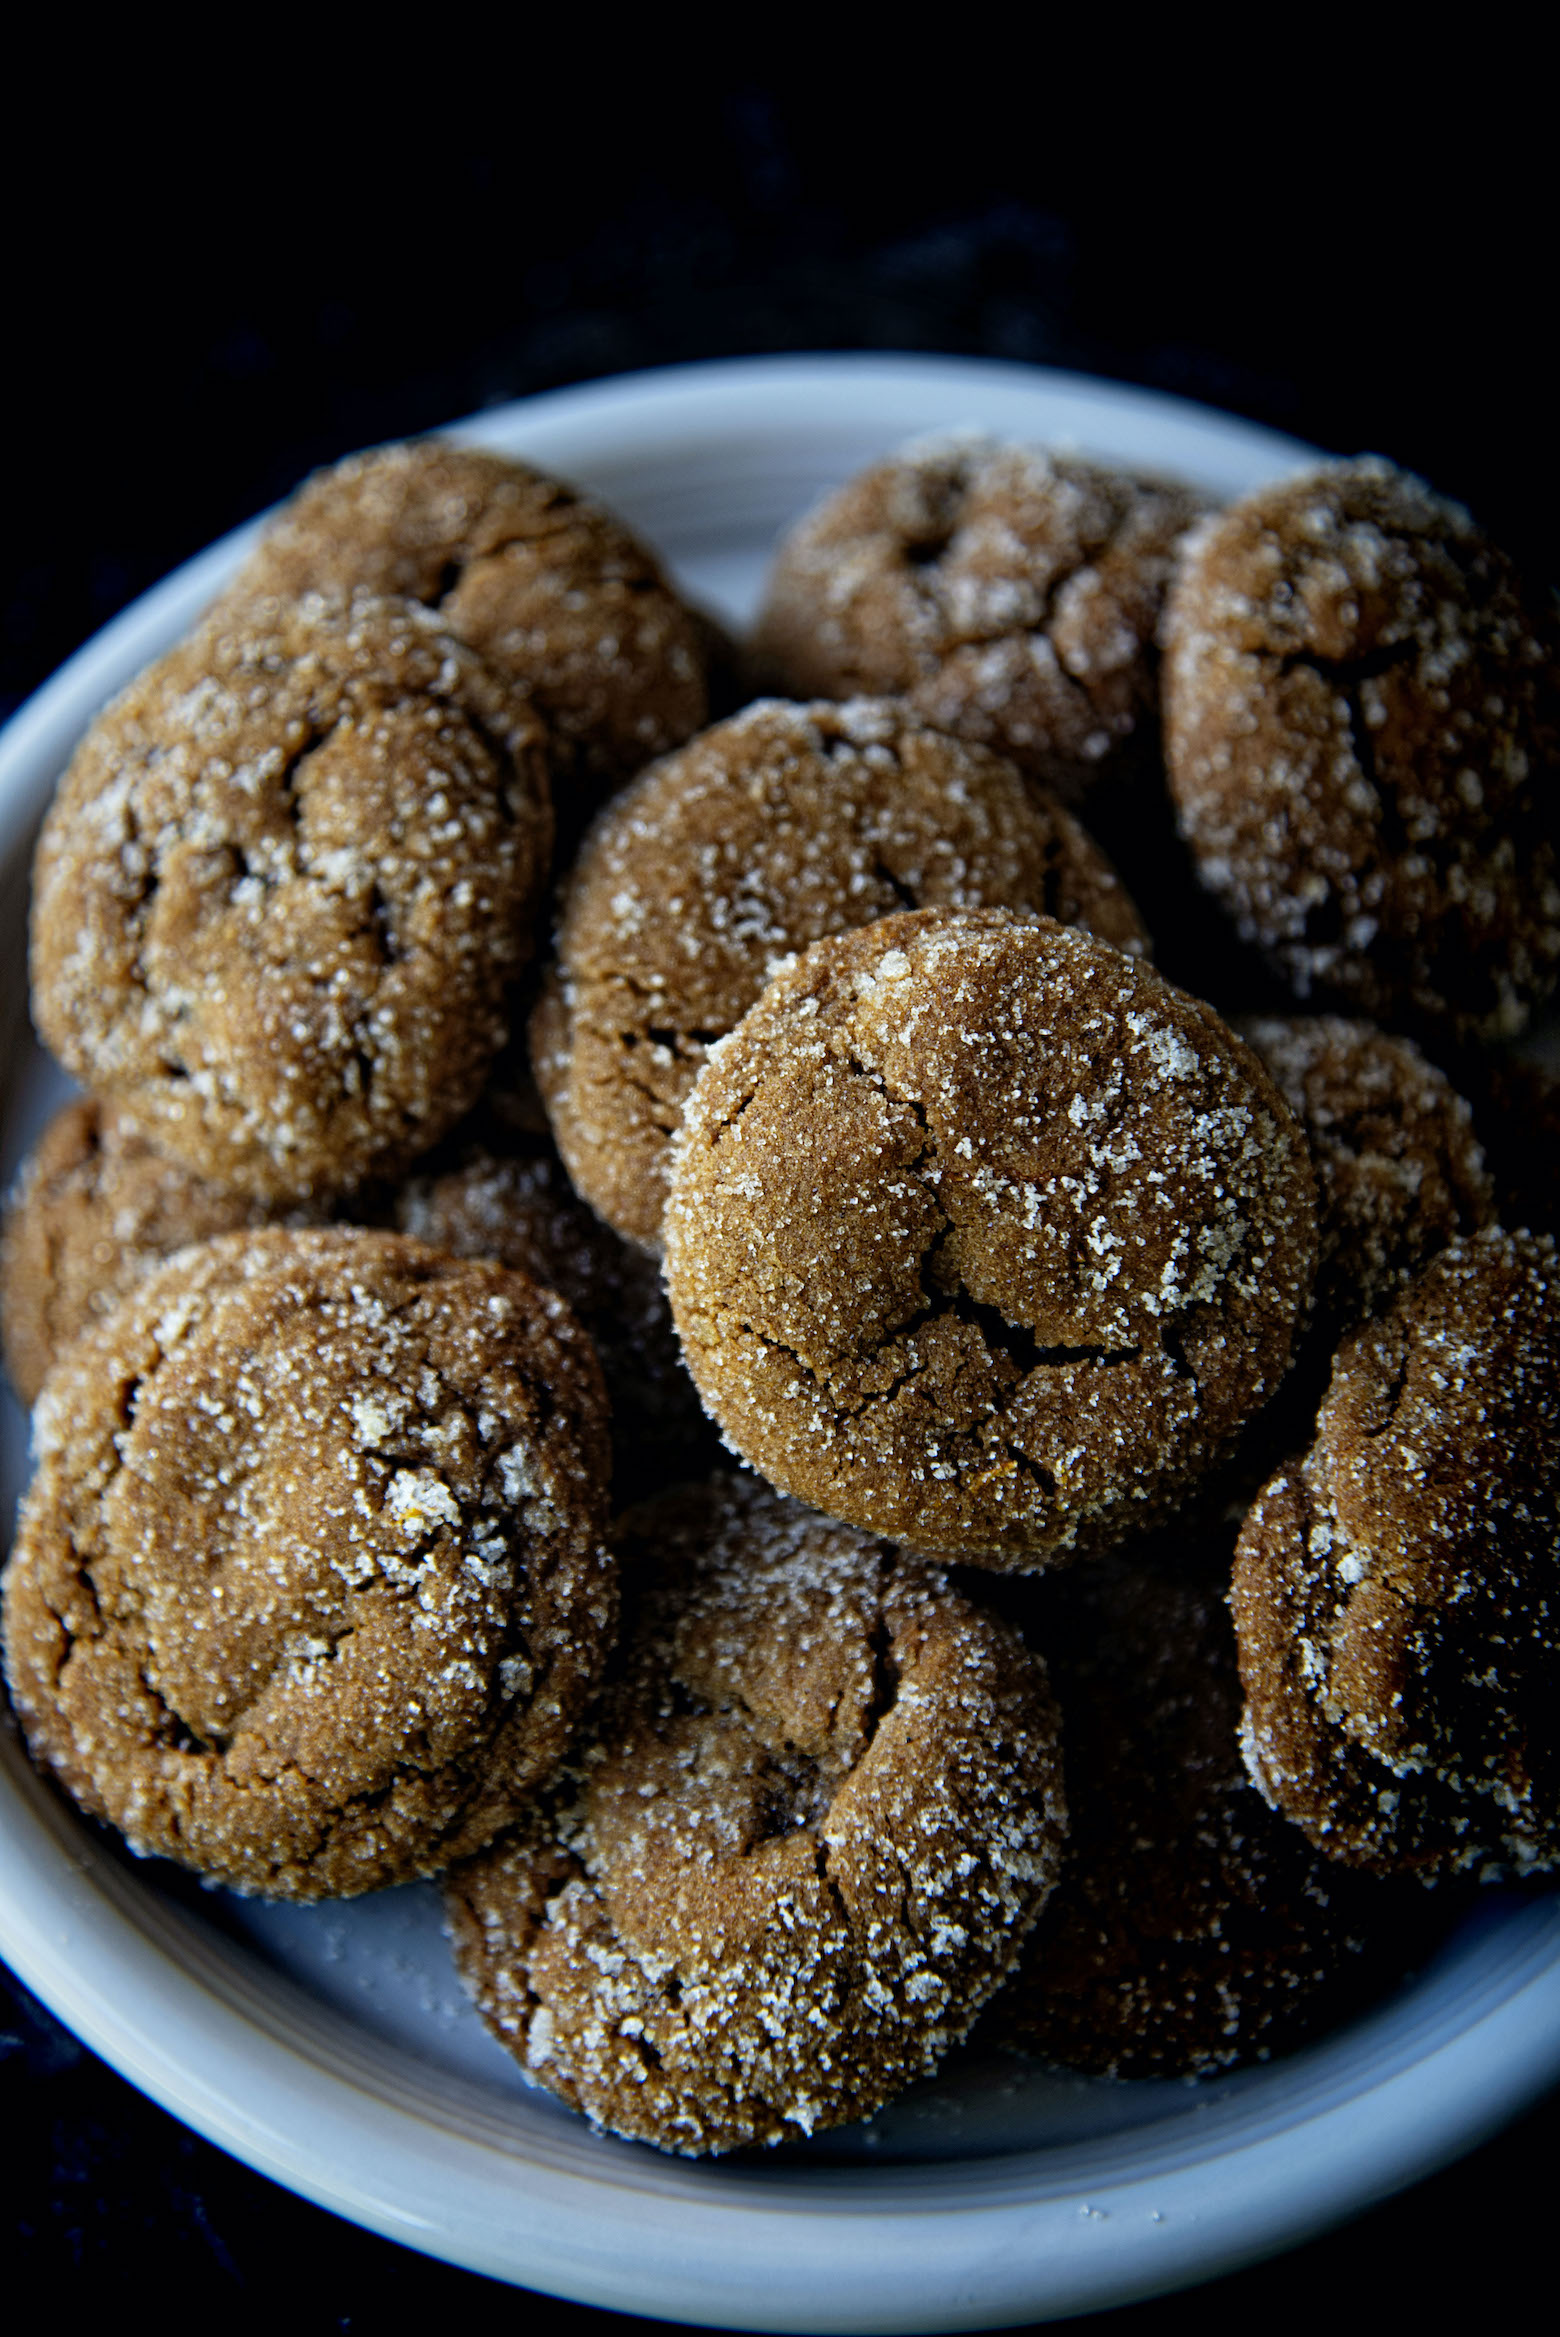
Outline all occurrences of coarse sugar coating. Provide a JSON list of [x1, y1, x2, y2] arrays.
[[443, 1473, 1066, 2155], [1, 1227, 616, 1899], [1162, 458, 1560, 1043], [0, 1096, 325, 1406], [531, 696, 1150, 1251], [214, 438, 711, 820], [1231, 1228, 1560, 1879], [663, 907, 1318, 1569], [752, 438, 1207, 804], [1239, 1015, 1495, 1343], [394, 1143, 714, 1500], [985, 1536, 1410, 2077], [30, 594, 552, 1204]]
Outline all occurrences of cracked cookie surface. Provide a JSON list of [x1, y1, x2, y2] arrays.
[[753, 439, 1206, 803], [444, 1472, 1065, 2155], [214, 438, 710, 824], [532, 697, 1149, 1250], [1163, 459, 1560, 1042], [0, 1227, 615, 1899], [30, 594, 552, 1203], [1232, 1228, 1560, 1878], [663, 908, 1318, 1569]]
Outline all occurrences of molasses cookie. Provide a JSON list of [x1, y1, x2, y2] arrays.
[[1163, 459, 1560, 1042], [395, 1145, 715, 1500], [1232, 1229, 1560, 1879], [987, 1538, 1407, 2076], [663, 908, 1318, 1569], [1, 1227, 615, 1899], [30, 595, 552, 1203], [753, 439, 1206, 804], [1240, 1016, 1495, 1342], [444, 1473, 1066, 2155], [0, 1096, 327, 1407], [217, 438, 711, 819], [532, 697, 1149, 1251]]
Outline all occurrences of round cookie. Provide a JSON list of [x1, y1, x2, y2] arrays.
[[1, 1227, 615, 1899], [986, 1538, 1409, 2077], [444, 1473, 1066, 2156], [663, 907, 1318, 1569], [215, 438, 710, 816], [0, 1095, 328, 1406], [532, 697, 1150, 1250], [395, 1144, 715, 1500], [30, 594, 552, 1203], [1232, 1229, 1560, 1879], [1240, 1015, 1495, 1342], [752, 438, 1207, 803], [1163, 458, 1560, 1043]]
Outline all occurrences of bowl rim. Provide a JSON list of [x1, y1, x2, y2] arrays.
[[4, 352, 1559, 2333]]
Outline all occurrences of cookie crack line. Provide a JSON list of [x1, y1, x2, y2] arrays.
[[1360, 1341, 1413, 1441], [870, 859, 919, 913], [624, 1024, 724, 1057], [1277, 641, 1418, 692]]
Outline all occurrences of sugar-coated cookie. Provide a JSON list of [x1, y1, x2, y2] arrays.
[[445, 1474, 1066, 2154], [1, 1228, 615, 1898], [1232, 1229, 1560, 1878], [30, 595, 551, 1202], [1164, 459, 1560, 1042], [664, 908, 1317, 1568], [533, 697, 1149, 1249]]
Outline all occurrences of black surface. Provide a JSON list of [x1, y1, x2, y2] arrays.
[[5, 53, 1557, 2329]]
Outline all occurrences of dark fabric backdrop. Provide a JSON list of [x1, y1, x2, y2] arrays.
[[4, 51, 1555, 2331]]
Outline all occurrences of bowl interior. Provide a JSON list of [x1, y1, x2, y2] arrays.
[[4, 355, 1558, 2331]]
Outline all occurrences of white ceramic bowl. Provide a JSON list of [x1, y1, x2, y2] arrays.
[[3, 355, 1559, 2332]]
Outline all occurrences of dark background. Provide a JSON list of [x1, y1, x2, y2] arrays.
[[4, 52, 1556, 2331]]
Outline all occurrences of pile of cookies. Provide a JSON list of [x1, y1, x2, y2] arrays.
[[3, 426, 1557, 2159]]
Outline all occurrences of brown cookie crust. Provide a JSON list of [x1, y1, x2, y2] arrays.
[[753, 439, 1207, 802], [0, 1097, 326, 1406], [30, 595, 552, 1203], [1232, 1229, 1560, 1878], [395, 1145, 713, 1499], [1240, 1015, 1495, 1341], [663, 908, 1318, 1569], [986, 1539, 1403, 2077], [1, 1228, 616, 1899], [444, 1474, 1066, 2155], [1163, 459, 1560, 1042], [216, 438, 710, 807], [532, 697, 1150, 1251]]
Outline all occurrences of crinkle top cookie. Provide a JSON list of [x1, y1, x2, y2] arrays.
[[1240, 1015, 1494, 1341], [444, 1473, 1066, 2155], [1163, 459, 1560, 1042], [30, 595, 552, 1202], [215, 438, 710, 809], [663, 908, 1318, 1568], [753, 439, 1207, 802], [532, 697, 1149, 1250], [1, 1228, 615, 1899], [1232, 1228, 1560, 1878]]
